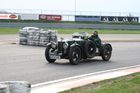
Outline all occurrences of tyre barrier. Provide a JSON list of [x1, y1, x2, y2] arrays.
[[0, 81, 31, 93], [0, 84, 9, 93], [19, 27, 57, 46]]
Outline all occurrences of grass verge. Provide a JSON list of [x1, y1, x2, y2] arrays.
[[60, 72, 140, 93], [0, 28, 140, 34], [0, 28, 19, 34], [55, 28, 140, 34]]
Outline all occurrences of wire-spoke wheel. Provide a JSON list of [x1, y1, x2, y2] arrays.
[[69, 46, 81, 65], [45, 45, 56, 63], [101, 44, 112, 61]]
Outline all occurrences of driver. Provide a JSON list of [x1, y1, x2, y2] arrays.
[[89, 31, 102, 48]]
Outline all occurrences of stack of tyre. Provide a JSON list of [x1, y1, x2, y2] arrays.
[[49, 30, 58, 43], [19, 27, 57, 46], [19, 28, 28, 45], [27, 29, 40, 46], [39, 30, 51, 46]]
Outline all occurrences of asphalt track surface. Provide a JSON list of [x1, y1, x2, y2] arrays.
[[0, 22, 140, 30], [0, 42, 140, 85]]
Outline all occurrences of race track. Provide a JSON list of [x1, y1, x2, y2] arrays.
[[0, 22, 140, 30], [0, 42, 140, 84]]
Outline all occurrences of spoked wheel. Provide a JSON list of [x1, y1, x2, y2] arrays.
[[101, 44, 112, 61], [45, 45, 56, 63], [84, 41, 96, 58], [69, 46, 81, 65]]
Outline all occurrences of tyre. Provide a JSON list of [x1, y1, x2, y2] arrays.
[[69, 46, 82, 65], [101, 44, 112, 61], [45, 45, 56, 63], [84, 41, 96, 58]]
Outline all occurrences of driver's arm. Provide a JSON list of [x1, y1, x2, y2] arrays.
[[88, 35, 94, 41]]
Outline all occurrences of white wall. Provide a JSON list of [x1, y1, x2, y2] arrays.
[[62, 15, 75, 21], [0, 14, 19, 19], [20, 13, 39, 20]]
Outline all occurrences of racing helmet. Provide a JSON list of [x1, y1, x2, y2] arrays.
[[81, 32, 89, 40]]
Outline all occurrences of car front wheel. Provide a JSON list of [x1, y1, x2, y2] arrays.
[[45, 45, 56, 63], [69, 46, 81, 65]]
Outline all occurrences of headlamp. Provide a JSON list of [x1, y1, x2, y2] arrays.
[[63, 42, 68, 49], [51, 42, 57, 49]]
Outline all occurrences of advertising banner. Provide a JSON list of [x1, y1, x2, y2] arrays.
[[75, 16, 101, 22], [39, 15, 62, 21], [101, 16, 139, 22], [0, 14, 18, 19]]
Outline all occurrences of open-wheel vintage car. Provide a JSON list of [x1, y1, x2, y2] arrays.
[[45, 32, 112, 65]]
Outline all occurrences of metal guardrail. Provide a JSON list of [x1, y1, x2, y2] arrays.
[[1, 22, 140, 30]]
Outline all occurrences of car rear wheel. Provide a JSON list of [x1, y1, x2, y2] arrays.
[[69, 46, 81, 65], [45, 45, 56, 63], [84, 41, 96, 58], [101, 44, 112, 61]]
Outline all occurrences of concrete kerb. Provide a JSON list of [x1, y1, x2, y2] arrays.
[[31, 65, 140, 93]]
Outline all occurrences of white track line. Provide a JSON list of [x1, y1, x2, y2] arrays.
[[32, 64, 140, 88], [31, 64, 140, 93]]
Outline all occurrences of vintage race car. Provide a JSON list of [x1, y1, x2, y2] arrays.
[[45, 32, 112, 65]]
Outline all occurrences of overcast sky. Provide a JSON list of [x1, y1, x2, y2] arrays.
[[0, 0, 140, 15]]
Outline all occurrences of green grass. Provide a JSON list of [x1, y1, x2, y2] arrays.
[[55, 28, 140, 34], [61, 72, 140, 93], [0, 28, 19, 34], [0, 28, 140, 34]]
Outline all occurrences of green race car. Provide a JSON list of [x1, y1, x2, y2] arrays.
[[45, 32, 112, 65]]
